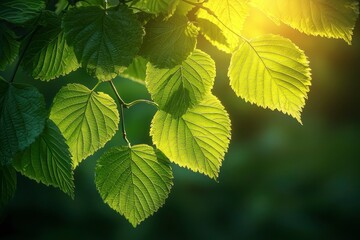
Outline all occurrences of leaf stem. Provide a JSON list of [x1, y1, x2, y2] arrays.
[[120, 103, 131, 148], [127, 99, 158, 108], [109, 80, 128, 107]]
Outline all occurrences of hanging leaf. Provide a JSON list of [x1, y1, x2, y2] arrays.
[[140, 15, 198, 68], [13, 120, 75, 198], [96, 144, 173, 227], [49, 84, 119, 168], [197, 0, 249, 52], [22, 11, 79, 81], [63, 5, 144, 81], [0, 79, 46, 165], [146, 49, 216, 116], [250, 0, 359, 44], [228, 35, 312, 123], [151, 94, 231, 179]]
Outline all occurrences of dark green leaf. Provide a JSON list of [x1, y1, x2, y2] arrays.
[[0, 24, 20, 71], [0, 0, 45, 24], [0, 79, 46, 165], [63, 5, 144, 81], [0, 165, 17, 209]]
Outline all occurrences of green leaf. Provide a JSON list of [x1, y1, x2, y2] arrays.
[[63, 6, 144, 81], [0, 165, 17, 208], [95, 144, 173, 227], [22, 11, 79, 81], [140, 15, 198, 68], [49, 84, 119, 168], [197, 19, 229, 50], [146, 49, 216, 116], [151, 94, 231, 179], [0, 0, 45, 24], [13, 120, 75, 198], [0, 24, 20, 71], [0, 79, 47, 165], [197, 0, 249, 52], [120, 56, 148, 84], [175, 0, 197, 15], [250, 0, 359, 44], [228, 35, 312, 123], [133, 0, 180, 15]]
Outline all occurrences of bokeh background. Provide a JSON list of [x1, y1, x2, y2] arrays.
[[1, 6, 360, 240]]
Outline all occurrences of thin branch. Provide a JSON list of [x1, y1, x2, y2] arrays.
[[120, 103, 131, 148], [127, 99, 159, 108], [109, 80, 128, 107]]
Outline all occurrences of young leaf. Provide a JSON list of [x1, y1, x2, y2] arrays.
[[140, 15, 198, 68], [0, 0, 45, 24], [151, 94, 231, 179], [0, 165, 17, 208], [133, 0, 180, 15], [120, 56, 148, 84], [0, 79, 46, 165], [49, 84, 119, 168], [63, 5, 144, 81], [0, 24, 20, 71], [146, 49, 216, 116], [13, 120, 75, 198], [95, 144, 173, 227], [250, 0, 359, 44], [197, 0, 249, 52], [22, 11, 79, 81], [228, 35, 311, 123]]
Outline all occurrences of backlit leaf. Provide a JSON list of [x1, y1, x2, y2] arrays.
[[22, 11, 79, 81], [151, 94, 231, 179], [228, 35, 311, 123], [146, 49, 216, 116], [49, 84, 119, 168], [250, 0, 359, 44], [13, 120, 75, 198], [96, 144, 173, 227]]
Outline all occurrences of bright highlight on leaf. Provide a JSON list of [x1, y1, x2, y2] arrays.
[[146, 49, 216, 116], [0, 79, 46, 165], [63, 5, 144, 81], [197, 0, 249, 52], [140, 15, 198, 68], [13, 120, 75, 198], [0, 165, 17, 208], [133, 0, 180, 15], [250, 0, 360, 44], [151, 94, 231, 179], [0, 0, 45, 24], [228, 35, 311, 123], [95, 145, 173, 227], [22, 11, 79, 81], [120, 56, 148, 84], [50, 84, 119, 168]]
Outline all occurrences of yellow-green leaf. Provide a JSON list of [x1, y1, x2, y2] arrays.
[[250, 0, 359, 44], [228, 35, 311, 123]]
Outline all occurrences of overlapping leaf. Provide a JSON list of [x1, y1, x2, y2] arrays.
[[0, 24, 19, 71], [133, 0, 180, 15], [197, 0, 249, 52], [140, 15, 198, 68], [146, 49, 216, 116], [0, 79, 46, 165], [0, 165, 17, 208], [63, 5, 144, 81], [0, 0, 45, 24], [49, 84, 119, 168], [13, 120, 74, 197], [22, 11, 79, 81], [120, 56, 148, 84], [228, 35, 311, 123], [96, 144, 173, 227], [151, 94, 231, 179], [250, 0, 359, 44]]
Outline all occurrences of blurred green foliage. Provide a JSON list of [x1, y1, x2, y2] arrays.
[[1, 14, 360, 240]]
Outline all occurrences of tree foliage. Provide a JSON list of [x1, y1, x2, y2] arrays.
[[0, 0, 358, 226]]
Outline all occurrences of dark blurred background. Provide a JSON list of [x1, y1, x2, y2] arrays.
[[1, 6, 360, 240]]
